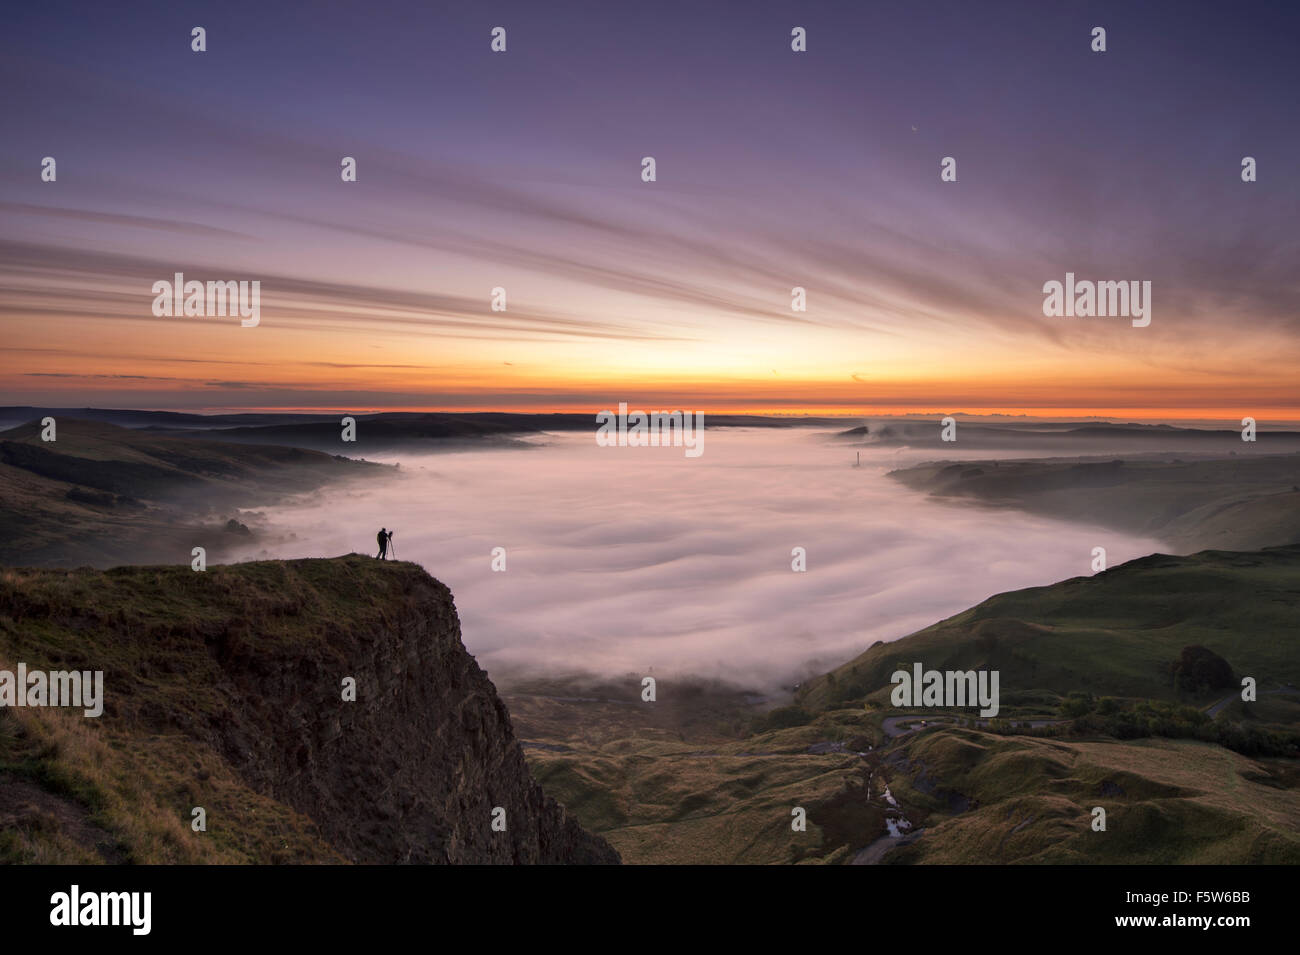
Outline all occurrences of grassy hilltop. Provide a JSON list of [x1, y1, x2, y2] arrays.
[[798, 544, 1300, 713], [0, 556, 616, 865]]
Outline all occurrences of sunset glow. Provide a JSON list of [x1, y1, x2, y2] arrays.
[[2, 3, 1296, 421]]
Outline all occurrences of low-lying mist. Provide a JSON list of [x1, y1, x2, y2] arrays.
[[230, 430, 1166, 693]]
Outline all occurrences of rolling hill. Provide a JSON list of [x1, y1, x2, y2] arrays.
[[889, 453, 1300, 552], [0, 419, 384, 567], [797, 544, 1300, 713]]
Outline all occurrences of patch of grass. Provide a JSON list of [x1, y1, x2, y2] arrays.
[[884, 729, 1300, 864], [0, 556, 431, 863]]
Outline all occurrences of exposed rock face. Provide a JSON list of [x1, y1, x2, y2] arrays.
[[0, 556, 619, 864], [207, 559, 619, 864]]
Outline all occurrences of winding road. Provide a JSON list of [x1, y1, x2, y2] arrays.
[[1205, 685, 1299, 718], [880, 714, 1065, 739]]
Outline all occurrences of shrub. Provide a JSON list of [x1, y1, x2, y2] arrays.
[[760, 705, 814, 731]]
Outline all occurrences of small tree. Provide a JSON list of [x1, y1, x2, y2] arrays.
[[1172, 645, 1233, 695]]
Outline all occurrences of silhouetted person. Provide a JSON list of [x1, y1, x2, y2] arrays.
[[376, 527, 392, 560]]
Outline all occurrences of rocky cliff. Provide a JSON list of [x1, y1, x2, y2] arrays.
[[0, 555, 618, 864]]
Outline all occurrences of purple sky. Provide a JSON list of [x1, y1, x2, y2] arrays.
[[2, 0, 1297, 415]]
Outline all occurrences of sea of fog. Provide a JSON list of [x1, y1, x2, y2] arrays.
[[230, 429, 1165, 691]]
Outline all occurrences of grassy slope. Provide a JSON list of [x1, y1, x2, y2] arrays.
[[0, 419, 383, 567], [0, 557, 419, 863], [506, 690, 881, 865], [779, 544, 1300, 864], [797, 545, 1300, 713], [512, 689, 1300, 864], [515, 546, 1300, 864], [881, 730, 1300, 864], [888, 453, 1300, 553], [0, 418, 372, 493]]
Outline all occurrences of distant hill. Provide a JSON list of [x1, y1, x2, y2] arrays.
[[0, 407, 331, 432], [0, 407, 854, 455], [890, 453, 1300, 552], [833, 419, 1300, 455], [0, 419, 383, 567], [0, 556, 618, 864]]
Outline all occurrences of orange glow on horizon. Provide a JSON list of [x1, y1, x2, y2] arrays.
[[52, 401, 1298, 426]]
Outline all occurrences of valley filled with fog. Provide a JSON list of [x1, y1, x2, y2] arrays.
[[230, 429, 1166, 691]]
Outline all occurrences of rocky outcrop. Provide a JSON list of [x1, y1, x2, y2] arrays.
[[0, 555, 619, 864], [204, 558, 618, 863]]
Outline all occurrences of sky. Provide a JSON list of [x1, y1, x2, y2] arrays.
[[1, 0, 1297, 418]]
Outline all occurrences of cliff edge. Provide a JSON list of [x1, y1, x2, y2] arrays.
[[0, 555, 619, 864]]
